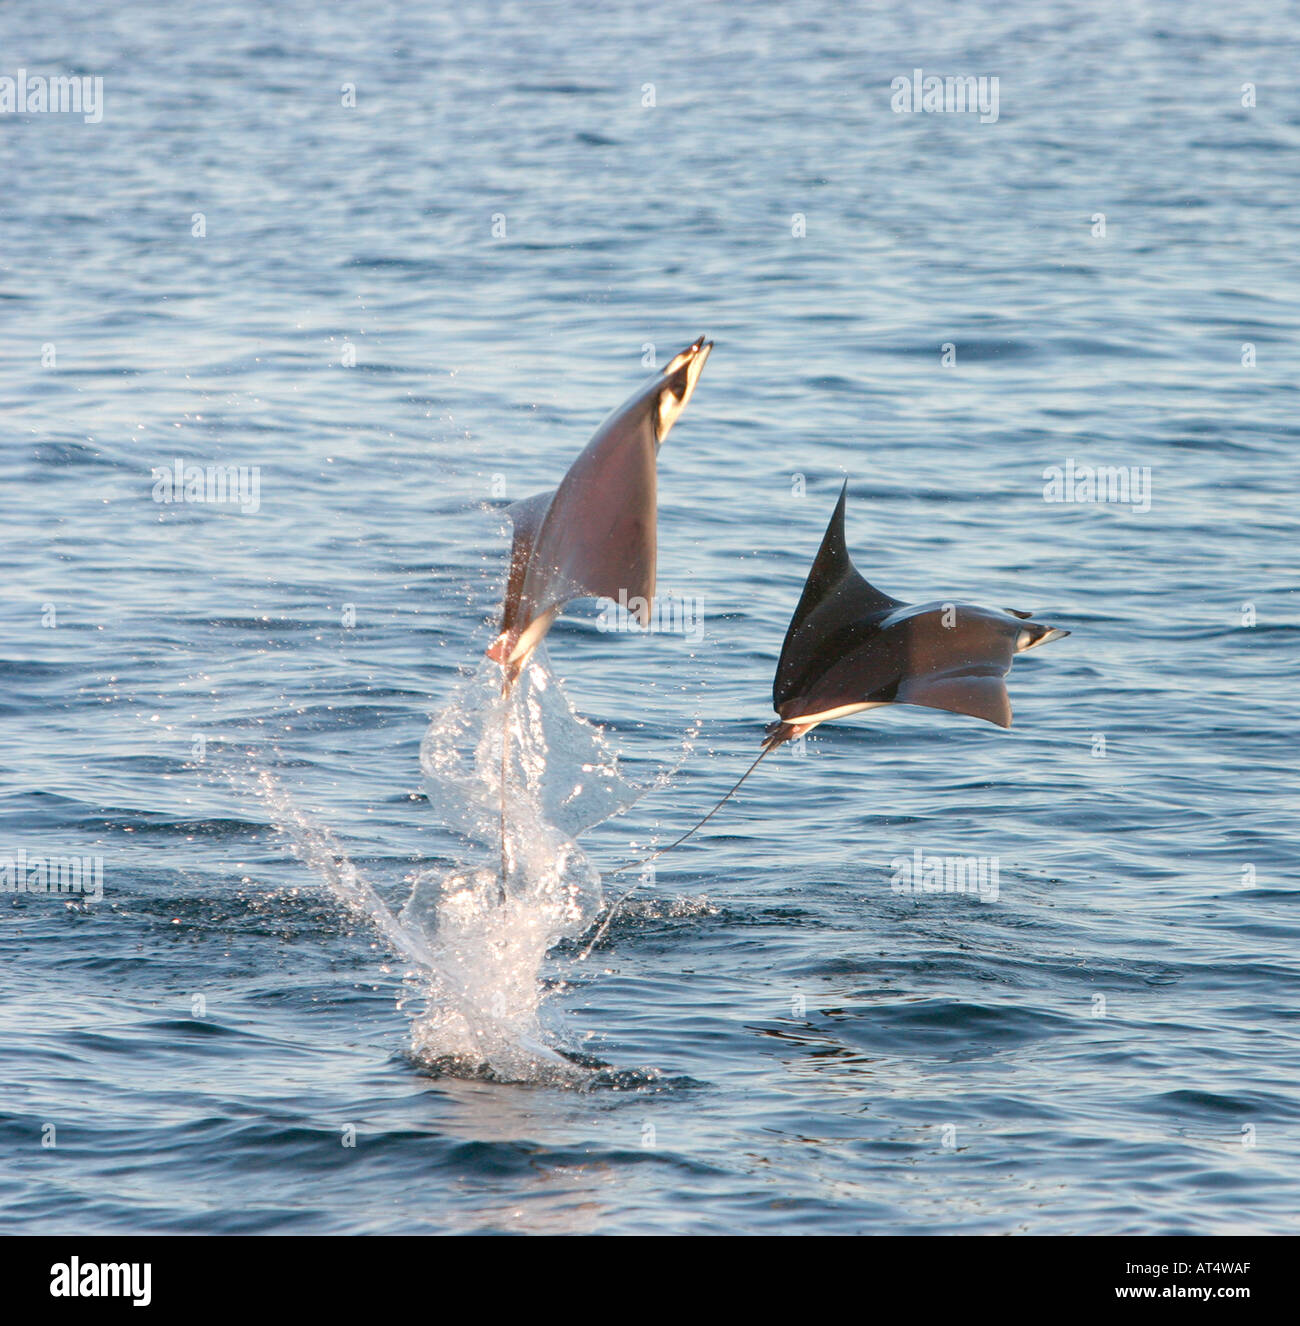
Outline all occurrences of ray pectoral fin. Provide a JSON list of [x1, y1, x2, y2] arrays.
[[503, 490, 555, 581], [895, 671, 1013, 728], [773, 489, 903, 710], [522, 421, 658, 627], [490, 489, 556, 660], [561, 511, 656, 620]]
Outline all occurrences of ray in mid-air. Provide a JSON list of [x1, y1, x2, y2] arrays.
[[485, 336, 712, 894], [762, 480, 1069, 748], [587, 480, 1070, 927], [487, 335, 713, 689]]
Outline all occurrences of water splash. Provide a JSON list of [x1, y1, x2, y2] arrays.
[[405, 655, 643, 1080], [419, 652, 650, 848], [252, 653, 694, 1084], [252, 768, 437, 969]]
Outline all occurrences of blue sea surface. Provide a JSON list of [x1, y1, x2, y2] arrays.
[[1, 0, 1298, 1233]]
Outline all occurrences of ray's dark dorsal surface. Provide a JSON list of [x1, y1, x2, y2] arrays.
[[766, 481, 1070, 747], [487, 336, 712, 688]]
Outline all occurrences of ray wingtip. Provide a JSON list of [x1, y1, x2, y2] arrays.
[[827, 478, 850, 535]]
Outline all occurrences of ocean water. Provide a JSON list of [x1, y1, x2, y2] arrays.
[[2, 0, 1298, 1234]]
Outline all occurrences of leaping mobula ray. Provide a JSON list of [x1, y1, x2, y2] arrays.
[[589, 480, 1070, 912], [487, 335, 713, 689], [763, 481, 1069, 747], [486, 337, 712, 897]]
